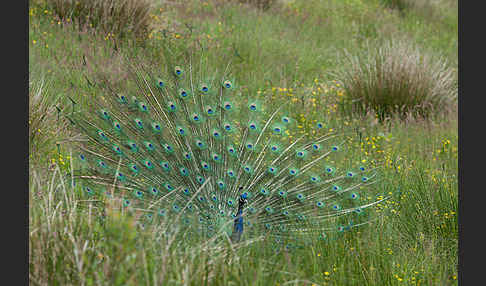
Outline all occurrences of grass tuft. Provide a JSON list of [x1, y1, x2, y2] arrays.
[[44, 0, 153, 41], [236, 0, 277, 11], [333, 40, 457, 121], [29, 74, 68, 169]]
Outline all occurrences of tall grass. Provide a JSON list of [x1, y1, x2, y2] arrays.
[[44, 0, 153, 41], [29, 115, 458, 285], [380, 0, 458, 20], [333, 40, 457, 121], [236, 0, 277, 10], [29, 73, 70, 170]]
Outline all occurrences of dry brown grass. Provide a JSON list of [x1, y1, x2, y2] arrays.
[[334, 40, 457, 121], [381, 0, 457, 21], [237, 0, 277, 10], [46, 0, 153, 40]]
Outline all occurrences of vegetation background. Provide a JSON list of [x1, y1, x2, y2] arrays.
[[29, 0, 458, 285]]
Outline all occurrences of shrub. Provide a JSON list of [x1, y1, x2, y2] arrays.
[[380, 0, 456, 20], [380, 0, 413, 12], [333, 40, 457, 121], [236, 0, 276, 11], [45, 0, 153, 41]]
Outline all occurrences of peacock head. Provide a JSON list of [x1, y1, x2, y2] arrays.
[[239, 187, 248, 207]]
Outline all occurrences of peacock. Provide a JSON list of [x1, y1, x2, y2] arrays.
[[65, 56, 386, 248]]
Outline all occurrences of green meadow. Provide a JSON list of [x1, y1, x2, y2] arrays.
[[29, 0, 458, 285]]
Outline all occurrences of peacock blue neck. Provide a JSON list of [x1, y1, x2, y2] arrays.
[[230, 194, 247, 243]]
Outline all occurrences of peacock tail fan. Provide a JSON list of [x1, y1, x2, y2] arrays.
[[65, 57, 387, 247]]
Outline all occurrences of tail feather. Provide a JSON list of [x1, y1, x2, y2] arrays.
[[67, 58, 384, 245]]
